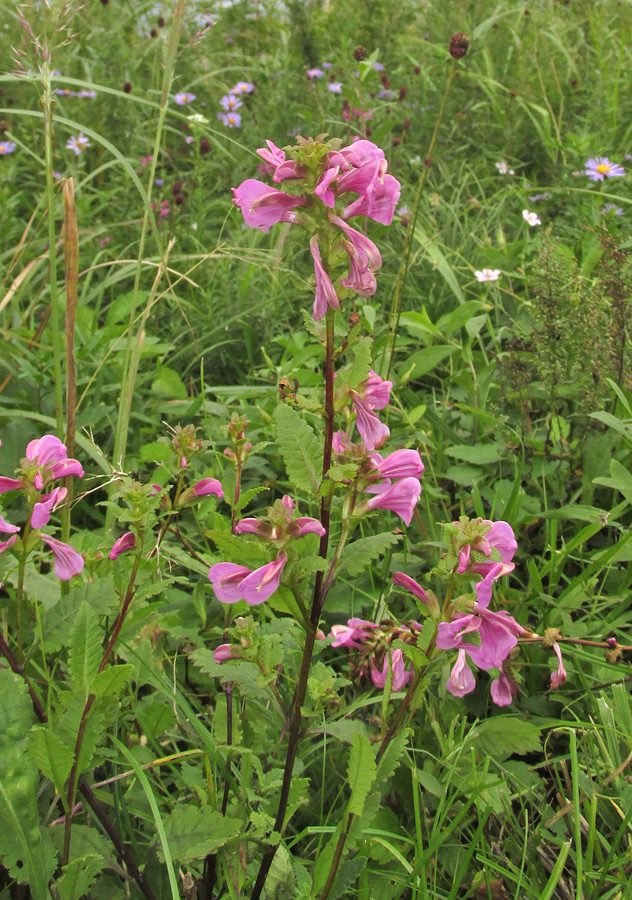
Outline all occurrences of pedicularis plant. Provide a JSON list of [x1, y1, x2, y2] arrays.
[[5, 130, 621, 900]]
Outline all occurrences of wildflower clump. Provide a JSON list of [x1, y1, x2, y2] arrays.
[[232, 134, 401, 320]]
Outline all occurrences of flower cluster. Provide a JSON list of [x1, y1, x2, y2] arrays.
[[217, 80, 254, 128], [330, 617, 420, 692], [331, 370, 424, 527], [233, 136, 400, 320], [209, 495, 324, 606], [397, 519, 523, 706], [0, 435, 84, 580]]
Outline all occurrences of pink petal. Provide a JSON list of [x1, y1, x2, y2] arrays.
[[49, 458, 84, 481], [239, 552, 287, 605], [31, 486, 67, 529], [365, 477, 421, 526], [295, 517, 326, 536], [192, 478, 224, 498], [26, 434, 67, 466], [446, 650, 476, 697], [0, 514, 20, 535], [314, 165, 339, 207], [392, 571, 430, 607], [208, 562, 251, 604], [0, 477, 22, 494], [232, 179, 306, 232], [40, 534, 84, 580], [352, 393, 389, 451], [310, 235, 340, 321], [0, 534, 18, 555], [110, 531, 137, 560], [490, 671, 517, 706]]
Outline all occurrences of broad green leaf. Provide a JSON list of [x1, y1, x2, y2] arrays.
[[90, 664, 134, 702], [274, 403, 323, 494], [161, 806, 242, 862], [593, 458, 632, 501], [69, 603, 102, 701], [339, 532, 401, 576], [315, 719, 369, 744], [445, 443, 504, 465], [437, 301, 483, 336], [346, 733, 377, 817], [400, 345, 457, 380], [151, 366, 187, 400]]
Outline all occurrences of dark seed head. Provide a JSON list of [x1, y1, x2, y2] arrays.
[[449, 33, 469, 59], [353, 45, 367, 61]]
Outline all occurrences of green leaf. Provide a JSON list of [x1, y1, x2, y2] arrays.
[[204, 530, 269, 567], [90, 664, 134, 702], [345, 335, 373, 389], [315, 719, 369, 744], [274, 403, 323, 494], [413, 222, 465, 304], [445, 443, 503, 465], [339, 532, 401, 577], [28, 727, 74, 793], [593, 458, 632, 501], [346, 733, 377, 817], [69, 603, 102, 701], [151, 366, 187, 400], [161, 806, 242, 862], [400, 345, 457, 380], [469, 717, 542, 760], [55, 854, 104, 900], [437, 301, 483, 336]]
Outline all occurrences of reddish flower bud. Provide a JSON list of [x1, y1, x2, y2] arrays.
[[172, 180, 184, 194], [150, 27, 158, 38], [424, 157, 432, 166], [449, 33, 469, 59], [174, 193, 184, 206], [158, 16, 165, 27], [393, 136, 402, 146], [398, 86, 407, 100], [123, 81, 132, 93], [414, 65, 420, 74], [353, 45, 367, 61], [403, 119, 410, 130], [199, 137, 210, 155]]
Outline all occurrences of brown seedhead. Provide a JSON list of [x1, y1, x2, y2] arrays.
[[398, 86, 407, 101], [199, 137, 210, 156], [123, 81, 132, 93], [449, 33, 469, 59], [353, 45, 367, 61]]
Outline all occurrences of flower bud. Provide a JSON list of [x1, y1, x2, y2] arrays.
[[199, 137, 210, 155], [123, 81, 132, 93], [449, 33, 469, 59], [353, 45, 367, 61]]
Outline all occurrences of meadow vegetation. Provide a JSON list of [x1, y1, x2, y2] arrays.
[[1, 0, 632, 898]]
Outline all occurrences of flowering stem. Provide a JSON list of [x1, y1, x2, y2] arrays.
[[251, 308, 337, 900], [15, 518, 32, 664], [380, 59, 458, 380]]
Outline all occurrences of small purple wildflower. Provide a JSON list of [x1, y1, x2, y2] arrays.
[[220, 94, 242, 111], [0, 141, 16, 155], [328, 82, 343, 93], [306, 68, 324, 79], [218, 112, 241, 128], [585, 157, 625, 181], [174, 91, 196, 105]]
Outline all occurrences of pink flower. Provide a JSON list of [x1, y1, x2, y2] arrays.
[[437, 607, 524, 670], [293, 517, 326, 536], [550, 642, 566, 689], [338, 140, 385, 169], [40, 534, 84, 580], [0, 514, 20, 535], [209, 552, 287, 605], [232, 179, 306, 232], [330, 215, 382, 272], [365, 477, 421, 526], [469, 521, 517, 608], [23, 434, 83, 490], [310, 235, 340, 321], [392, 571, 430, 608], [370, 649, 412, 692], [0, 476, 22, 494], [351, 392, 390, 450], [214, 643, 241, 663], [361, 370, 392, 409], [314, 165, 340, 207], [110, 531, 136, 560], [330, 618, 377, 648], [343, 173, 401, 225], [340, 249, 377, 297], [31, 486, 67, 529], [446, 650, 476, 697], [490, 670, 517, 706], [256, 140, 286, 170], [0, 534, 18, 555], [371, 448, 424, 481], [178, 477, 224, 506]]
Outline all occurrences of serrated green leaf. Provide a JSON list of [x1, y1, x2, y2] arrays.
[[315, 719, 369, 744], [234, 484, 270, 513], [346, 733, 377, 817], [69, 603, 102, 701], [445, 443, 503, 465], [28, 726, 74, 792], [190, 649, 271, 700], [339, 532, 401, 576], [55, 854, 104, 900], [345, 335, 373, 389], [204, 530, 269, 567], [90, 664, 134, 702], [161, 806, 242, 862], [274, 403, 323, 494], [469, 717, 542, 760]]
